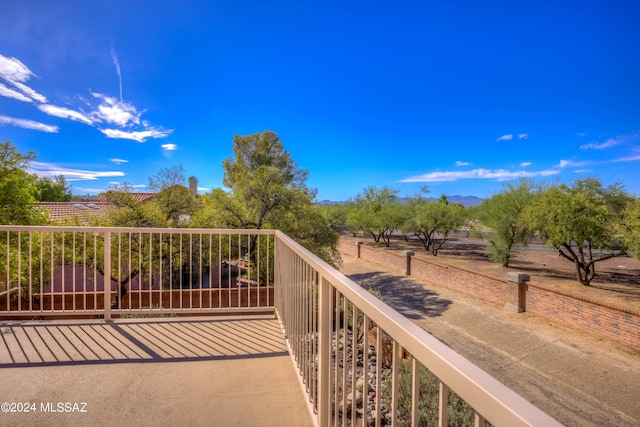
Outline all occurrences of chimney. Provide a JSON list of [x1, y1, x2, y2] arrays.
[[188, 176, 198, 195]]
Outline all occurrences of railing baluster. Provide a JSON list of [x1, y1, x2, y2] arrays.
[[439, 381, 449, 427], [103, 230, 111, 320], [375, 325, 382, 427], [318, 274, 331, 427], [412, 357, 420, 427]]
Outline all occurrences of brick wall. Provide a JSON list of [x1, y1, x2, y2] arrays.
[[339, 239, 640, 351]]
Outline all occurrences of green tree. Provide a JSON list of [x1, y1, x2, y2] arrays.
[[148, 165, 201, 226], [527, 178, 631, 286], [36, 175, 73, 201], [623, 196, 640, 259], [476, 179, 535, 266], [0, 140, 46, 225], [351, 186, 402, 247], [192, 131, 339, 265], [100, 183, 167, 228], [403, 193, 468, 255]]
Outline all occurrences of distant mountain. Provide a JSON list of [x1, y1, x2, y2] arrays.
[[316, 195, 484, 207], [397, 195, 484, 207], [446, 195, 484, 207]]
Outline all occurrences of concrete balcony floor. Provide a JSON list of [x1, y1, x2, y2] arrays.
[[0, 315, 315, 427]]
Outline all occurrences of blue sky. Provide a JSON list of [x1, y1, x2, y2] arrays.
[[1, 0, 639, 201]]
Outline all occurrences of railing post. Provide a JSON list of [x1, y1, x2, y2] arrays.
[[356, 241, 363, 258], [103, 230, 111, 321], [402, 250, 414, 275], [505, 272, 529, 313], [318, 275, 331, 426]]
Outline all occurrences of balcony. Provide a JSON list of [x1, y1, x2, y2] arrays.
[[0, 226, 560, 426]]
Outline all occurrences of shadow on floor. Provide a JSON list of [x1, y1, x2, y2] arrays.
[[0, 316, 289, 368]]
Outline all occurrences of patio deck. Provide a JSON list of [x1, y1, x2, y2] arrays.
[[0, 315, 315, 427]]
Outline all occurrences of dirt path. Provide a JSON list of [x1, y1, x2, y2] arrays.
[[341, 257, 640, 427]]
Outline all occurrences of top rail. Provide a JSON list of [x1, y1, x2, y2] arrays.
[[0, 225, 277, 235]]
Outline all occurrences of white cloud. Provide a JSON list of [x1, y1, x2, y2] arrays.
[[0, 54, 47, 103], [577, 132, 587, 137], [520, 162, 532, 167], [100, 128, 173, 142], [0, 115, 58, 133], [1, 54, 173, 144], [558, 159, 591, 168], [455, 161, 470, 167], [496, 134, 513, 141], [0, 82, 32, 102], [29, 161, 125, 181], [614, 149, 640, 162], [161, 143, 177, 151], [580, 134, 629, 150], [90, 92, 142, 127], [109, 158, 129, 164], [518, 133, 528, 140], [11, 81, 47, 103], [0, 54, 36, 83], [38, 104, 93, 125], [401, 168, 559, 183]]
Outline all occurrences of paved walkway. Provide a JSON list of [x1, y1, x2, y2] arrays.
[[341, 258, 640, 427], [0, 315, 314, 427]]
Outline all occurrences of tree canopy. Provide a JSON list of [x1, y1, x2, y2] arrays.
[[36, 175, 73, 202], [476, 179, 535, 266], [192, 131, 339, 265], [526, 178, 631, 286], [623, 197, 640, 260], [0, 140, 46, 225], [402, 193, 468, 255], [346, 186, 403, 247]]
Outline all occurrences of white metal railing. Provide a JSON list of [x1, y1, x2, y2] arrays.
[[1, 225, 561, 426], [274, 231, 562, 427], [0, 226, 274, 318]]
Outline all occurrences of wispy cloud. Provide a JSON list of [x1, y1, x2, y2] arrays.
[[100, 128, 173, 142], [455, 161, 471, 167], [161, 143, 177, 151], [520, 162, 532, 167], [109, 158, 128, 164], [0, 115, 58, 133], [10, 81, 47, 103], [0, 54, 47, 103], [29, 161, 125, 181], [110, 49, 123, 102], [38, 104, 93, 125], [401, 168, 559, 183], [614, 149, 640, 163], [1, 53, 173, 142], [580, 133, 637, 150], [558, 159, 591, 168], [496, 134, 513, 141], [0, 82, 32, 102], [518, 133, 528, 140]]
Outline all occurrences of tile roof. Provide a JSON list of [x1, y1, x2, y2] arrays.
[[36, 202, 118, 225], [95, 192, 155, 203]]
